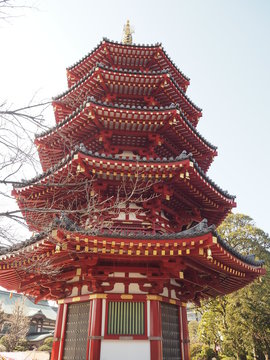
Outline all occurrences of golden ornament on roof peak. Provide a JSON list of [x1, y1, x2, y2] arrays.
[[122, 20, 134, 45]]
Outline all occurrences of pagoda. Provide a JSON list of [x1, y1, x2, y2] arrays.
[[0, 22, 265, 360]]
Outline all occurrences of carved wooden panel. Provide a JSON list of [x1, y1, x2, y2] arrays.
[[161, 302, 181, 360], [63, 302, 90, 360]]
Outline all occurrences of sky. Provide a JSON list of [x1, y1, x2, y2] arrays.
[[1, 0, 270, 237]]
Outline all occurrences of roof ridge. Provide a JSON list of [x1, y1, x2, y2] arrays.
[[36, 97, 216, 152], [54, 64, 170, 101], [36, 99, 179, 138], [67, 38, 190, 83], [14, 146, 234, 200], [0, 220, 264, 267], [53, 64, 201, 113]]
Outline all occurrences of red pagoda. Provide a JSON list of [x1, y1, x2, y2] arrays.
[[0, 22, 265, 360]]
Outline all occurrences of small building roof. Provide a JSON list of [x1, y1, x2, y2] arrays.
[[27, 331, 54, 342], [0, 290, 57, 321]]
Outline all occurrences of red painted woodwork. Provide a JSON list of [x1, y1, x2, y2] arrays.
[[150, 300, 162, 360], [66, 40, 190, 91], [86, 300, 93, 360], [0, 33, 266, 360], [89, 298, 102, 360], [58, 303, 68, 360], [181, 306, 190, 360], [51, 303, 64, 360]]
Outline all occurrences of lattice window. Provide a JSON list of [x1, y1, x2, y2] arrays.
[[63, 302, 90, 360], [161, 302, 181, 360], [107, 301, 145, 336]]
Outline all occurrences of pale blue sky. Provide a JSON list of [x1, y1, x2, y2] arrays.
[[1, 0, 270, 235]]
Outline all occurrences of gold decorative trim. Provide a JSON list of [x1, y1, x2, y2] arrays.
[[120, 294, 133, 300], [199, 248, 204, 255], [179, 271, 184, 279], [51, 229, 58, 239], [146, 295, 162, 301], [72, 296, 81, 302], [89, 294, 107, 300]]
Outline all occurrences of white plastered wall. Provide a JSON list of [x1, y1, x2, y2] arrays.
[[100, 340, 150, 360]]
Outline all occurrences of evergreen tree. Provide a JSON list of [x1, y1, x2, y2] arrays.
[[197, 214, 270, 360]]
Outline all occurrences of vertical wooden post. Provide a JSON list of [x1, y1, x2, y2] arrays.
[[89, 298, 102, 360], [150, 300, 162, 360], [58, 303, 68, 360], [181, 305, 190, 360], [179, 306, 184, 359], [50, 303, 64, 360], [86, 300, 93, 360]]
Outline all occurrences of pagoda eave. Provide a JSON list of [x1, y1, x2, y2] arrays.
[[36, 100, 216, 172], [53, 66, 201, 125], [12, 150, 235, 231], [2, 31, 265, 360], [14, 151, 234, 203], [0, 226, 264, 303], [67, 39, 190, 91]]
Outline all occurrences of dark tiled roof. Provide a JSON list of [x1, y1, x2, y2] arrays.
[[0, 289, 57, 320], [67, 37, 190, 82], [216, 234, 264, 267], [14, 146, 234, 200], [53, 63, 201, 112], [36, 97, 216, 151], [0, 220, 264, 267], [36, 98, 181, 139], [67, 39, 103, 70], [52, 66, 96, 101], [0, 231, 48, 255], [27, 332, 54, 342]]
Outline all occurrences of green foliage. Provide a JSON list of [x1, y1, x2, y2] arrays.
[[197, 213, 270, 359], [218, 213, 270, 259], [198, 298, 225, 350], [189, 320, 200, 344], [14, 338, 30, 351], [0, 343, 6, 352], [43, 336, 54, 346], [0, 335, 9, 348], [0, 304, 6, 325], [38, 336, 53, 351], [190, 342, 203, 359], [200, 345, 217, 360]]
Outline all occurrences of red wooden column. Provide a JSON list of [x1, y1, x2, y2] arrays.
[[86, 300, 93, 360], [51, 303, 64, 360], [58, 303, 68, 360], [180, 304, 190, 360], [89, 298, 103, 360], [150, 299, 162, 360]]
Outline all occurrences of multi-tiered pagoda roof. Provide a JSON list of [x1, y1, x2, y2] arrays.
[[0, 36, 264, 304]]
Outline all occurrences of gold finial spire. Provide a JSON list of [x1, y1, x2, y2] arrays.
[[122, 20, 134, 45]]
